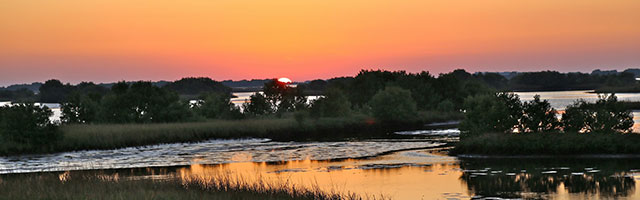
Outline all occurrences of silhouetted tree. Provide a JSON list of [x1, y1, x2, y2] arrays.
[[262, 79, 307, 114], [562, 94, 633, 133], [242, 92, 273, 116], [520, 95, 560, 132], [39, 79, 72, 103], [163, 77, 232, 97], [195, 92, 243, 119]]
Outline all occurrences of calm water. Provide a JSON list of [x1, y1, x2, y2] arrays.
[[3, 90, 640, 199], [515, 90, 640, 109]]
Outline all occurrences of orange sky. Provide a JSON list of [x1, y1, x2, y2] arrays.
[[1, 0, 640, 85]]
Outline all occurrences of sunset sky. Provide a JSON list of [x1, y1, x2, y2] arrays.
[[1, 0, 639, 85]]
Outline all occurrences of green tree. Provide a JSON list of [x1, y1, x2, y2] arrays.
[[0, 104, 59, 149], [436, 100, 455, 112], [196, 92, 243, 119], [460, 92, 522, 134], [310, 88, 351, 117], [369, 86, 417, 122]]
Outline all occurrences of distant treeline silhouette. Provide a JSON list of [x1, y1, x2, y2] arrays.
[[3, 69, 640, 102], [1, 69, 639, 155]]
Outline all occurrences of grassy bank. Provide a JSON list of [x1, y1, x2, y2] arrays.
[[1, 111, 462, 156], [452, 132, 640, 155], [0, 171, 372, 200]]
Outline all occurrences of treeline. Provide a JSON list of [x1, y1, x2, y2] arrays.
[[25, 69, 493, 123], [2, 69, 638, 103], [0, 79, 276, 102], [0, 88, 37, 102], [3, 69, 639, 155], [300, 70, 638, 93], [1, 69, 491, 154], [506, 71, 637, 91], [461, 93, 633, 134]]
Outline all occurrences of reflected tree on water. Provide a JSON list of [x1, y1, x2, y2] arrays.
[[459, 160, 636, 199]]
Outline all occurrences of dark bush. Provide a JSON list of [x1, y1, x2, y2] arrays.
[[520, 95, 560, 132]]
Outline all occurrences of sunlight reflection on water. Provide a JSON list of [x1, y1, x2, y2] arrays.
[[10, 149, 640, 199], [0, 138, 443, 174]]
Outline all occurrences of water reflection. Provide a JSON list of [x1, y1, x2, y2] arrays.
[[5, 150, 640, 199], [1, 149, 464, 199], [0, 138, 443, 174], [459, 158, 640, 199]]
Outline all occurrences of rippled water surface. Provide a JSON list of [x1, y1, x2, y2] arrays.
[[0, 138, 444, 174]]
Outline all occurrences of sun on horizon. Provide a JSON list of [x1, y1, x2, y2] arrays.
[[277, 77, 293, 84]]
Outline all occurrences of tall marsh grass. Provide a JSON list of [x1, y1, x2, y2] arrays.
[[1, 111, 462, 155], [453, 132, 640, 155], [0, 169, 385, 200]]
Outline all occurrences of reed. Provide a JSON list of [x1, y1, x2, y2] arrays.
[[0, 111, 462, 155], [453, 132, 640, 155], [0, 169, 387, 200]]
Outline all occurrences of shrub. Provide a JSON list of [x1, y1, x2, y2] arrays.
[[368, 86, 417, 122], [561, 94, 633, 133]]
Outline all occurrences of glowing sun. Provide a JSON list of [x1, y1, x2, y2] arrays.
[[278, 77, 292, 84]]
